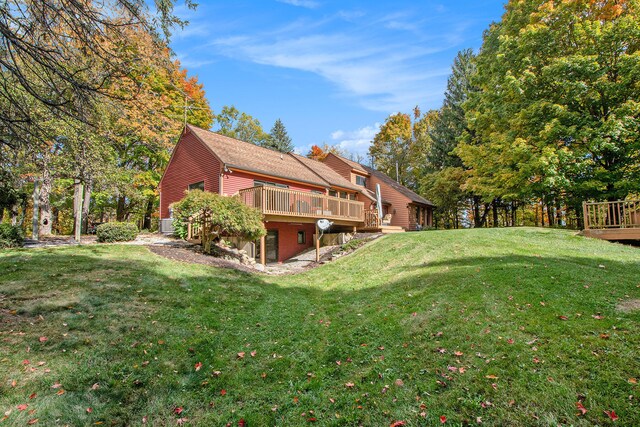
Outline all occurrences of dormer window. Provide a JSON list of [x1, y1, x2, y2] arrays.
[[355, 175, 367, 186]]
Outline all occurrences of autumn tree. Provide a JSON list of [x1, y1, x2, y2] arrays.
[[214, 106, 269, 145], [0, 0, 194, 152], [306, 143, 346, 161], [264, 119, 294, 153], [458, 0, 640, 225], [370, 107, 437, 190]]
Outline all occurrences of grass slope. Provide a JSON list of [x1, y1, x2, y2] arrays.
[[1, 228, 639, 426]]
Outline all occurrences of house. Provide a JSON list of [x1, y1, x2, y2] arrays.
[[159, 125, 434, 263]]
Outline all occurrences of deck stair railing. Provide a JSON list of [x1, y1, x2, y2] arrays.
[[583, 200, 640, 230]]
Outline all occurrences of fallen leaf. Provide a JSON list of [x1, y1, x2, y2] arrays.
[[629, 378, 637, 384], [29, 393, 36, 399], [345, 382, 355, 389], [176, 418, 189, 425], [559, 315, 569, 320], [39, 337, 48, 343], [86, 408, 93, 414], [293, 396, 299, 404], [91, 383, 100, 390], [56, 389, 65, 396], [440, 415, 447, 423], [237, 352, 245, 359], [27, 419, 38, 425], [213, 371, 222, 377], [454, 351, 463, 356], [485, 375, 498, 379], [394, 379, 404, 387], [238, 419, 246, 427], [194, 362, 202, 372], [390, 421, 406, 427], [604, 410, 618, 421], [10, 380, 16, 387], [51, 382, 62, 389], [220, 389, 227, 396], [576, 402, 587, 416], [250, 351, 256, 357], [592, 315, 605, 320], [174, 407, 183, 415], [17, 404, 28, 411]]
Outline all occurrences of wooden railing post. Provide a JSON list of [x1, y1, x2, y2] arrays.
[[582, 202, 589, 230], [187, 216, 193, 239]]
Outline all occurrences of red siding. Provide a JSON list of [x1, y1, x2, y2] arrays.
[[159, 130, 221, 219], [265, 222, 316, 262], [322, 155, 352, 180], [221, 170, 324, 195], [367, 175, 412, 230]]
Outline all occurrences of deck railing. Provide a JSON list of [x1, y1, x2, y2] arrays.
[[238, 186, 364, 222], [364, 209, 381, 228], [583, 200, 640, 230]]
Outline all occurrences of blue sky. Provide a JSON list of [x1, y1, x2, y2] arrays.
[[169, 0, 506, 156]]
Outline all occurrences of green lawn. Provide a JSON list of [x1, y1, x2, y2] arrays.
[[1, 228, 639, 426]]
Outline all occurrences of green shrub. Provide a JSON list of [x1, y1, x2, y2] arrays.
[[171, 190, 266, 253], [96, 222, 138, 243], [0, 223, 24, 248]]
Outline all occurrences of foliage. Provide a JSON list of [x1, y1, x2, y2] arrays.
[[369, 107, 438, 189], [428, 49, 477, 170], [0, 0, 194, 151], [0, 223, 24, 248], [1, 229, 639, 424], [306, 143, 345, 161], [171, 190, 266, 252], [96, 222, 139, 243], [214, 106, 270, 146], [458, 0, 640, 205], [264, 119, 294, 153]]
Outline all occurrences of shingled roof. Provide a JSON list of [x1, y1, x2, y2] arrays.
[[362, 165, 434, 206], [290, 153, 362, 192], [187, 125, 329, 188]]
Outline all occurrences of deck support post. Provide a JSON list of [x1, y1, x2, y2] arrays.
[[315, 223, 320, 263], [260, 233, 266, 265]]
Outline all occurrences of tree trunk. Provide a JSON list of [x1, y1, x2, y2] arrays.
[[73, 179, 84, 241], [38, 161, 53, 236], [116, 196, 126, 222], [547, 203, 554, 226], [32, 179, 40, 240], [143, 195, 155, 230], [81, 180, 92, 234], [540, 200, 545, 226], [492, 199, 499, 227], [473, 197, 481, 227], [534, 202, 539, 227], [511, 201, 517, 226]]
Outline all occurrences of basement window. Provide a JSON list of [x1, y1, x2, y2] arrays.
[[297, 231, 306, 244], [188, 181, 204, 191]]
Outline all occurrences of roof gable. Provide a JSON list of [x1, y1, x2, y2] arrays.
[[323, 153, 369, 174], [187, 125, 329, 188], [289, 154, 362, 192]]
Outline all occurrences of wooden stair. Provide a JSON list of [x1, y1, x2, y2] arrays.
[[358, 225, 405, 233]]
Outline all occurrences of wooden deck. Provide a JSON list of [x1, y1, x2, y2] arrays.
[[238, 186, 365, 225], [582, 200, 640, 241]]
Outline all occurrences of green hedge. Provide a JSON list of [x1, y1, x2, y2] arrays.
[[96, 222, 139, 243], [0, 223, 24, 248]]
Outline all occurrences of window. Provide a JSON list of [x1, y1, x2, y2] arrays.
[[188, 181, 204, 191], [254, 180, 288, 189], [328, 190, 337, 197], [355, 175, 367, 186], [348, 193, 356, 201], [297, 231, 306, 244]]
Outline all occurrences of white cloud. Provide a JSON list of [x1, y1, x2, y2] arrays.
[[209, 31, 453, 112], [277, 0, 320, 9], [330, 123, 381, 155]]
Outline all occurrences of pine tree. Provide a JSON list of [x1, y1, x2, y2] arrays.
[[264, 119, 294, 153]]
